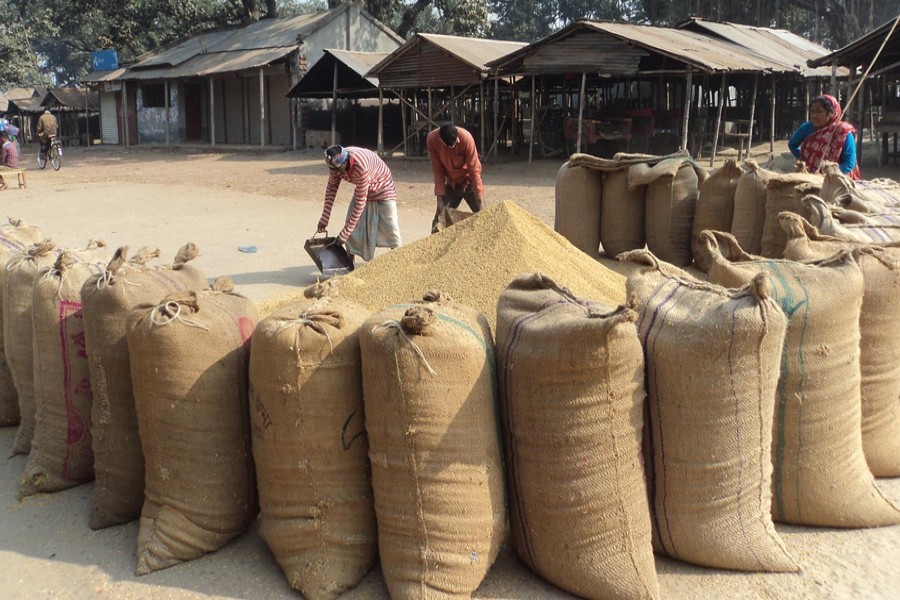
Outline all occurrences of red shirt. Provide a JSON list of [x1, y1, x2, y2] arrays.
[[1, 140, 19, 168], [427, 127, 484, 199], [319, 147, 397, 241]]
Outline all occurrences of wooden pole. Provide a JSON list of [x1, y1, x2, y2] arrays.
[[529, 75, 535, 163], [576, 72, 587, 154], [259, 68, 265, 147], [331, 61, 338, 146], [747, 73, 759, 153], [164, 80, 170, 146], [680, 70, 693, 152], [377, 88, 384, 156], [830, 62, 837, 96], [210, 78, 216, 147], [493, 74, 499, 158], [709, 74, 726, 167], [769, 77, 776, 157], [401, 89, 408, 157], [480, 81, 485, 157], [122, 81, 128, 146]]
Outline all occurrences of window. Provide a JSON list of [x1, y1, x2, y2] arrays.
[[142, 84, 166, 108]]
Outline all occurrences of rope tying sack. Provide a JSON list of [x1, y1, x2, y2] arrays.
[[149, 291, 208, 331], [374, 306, 437, 375], [270, 310, 344, 353]]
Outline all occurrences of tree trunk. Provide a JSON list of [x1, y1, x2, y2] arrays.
[[243, 0, 260, 22], [396, 0, 433, 38], [265, 0, 278, 18]]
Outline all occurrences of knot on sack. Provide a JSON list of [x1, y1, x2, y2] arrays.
[[172, 242, 200, 269], [150, 291, 207, 330]]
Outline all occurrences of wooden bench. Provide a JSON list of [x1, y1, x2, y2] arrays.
[[0, 169, 26, 190]]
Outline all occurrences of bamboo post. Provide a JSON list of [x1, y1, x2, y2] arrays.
[[401, 88, 408, 157], [480, 81, 485, 156], [493, 75, 499, 158], [529, 75, 535, 163], [164, 80, 170, 146], [769, 77, 776, 157], [576, 72, 587, 154], [210, 78, 215, 147], [259, 68, 265, 147], [747, 73, 759, 153], [680, 71, 693, 152], [331, 61, 338, 146], [377, 88, 384, 156], [710, 74, 726, 167]]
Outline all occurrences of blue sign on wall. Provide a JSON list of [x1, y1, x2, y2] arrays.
[[91, 50, 119, 71]]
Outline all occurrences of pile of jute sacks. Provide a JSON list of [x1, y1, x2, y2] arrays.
[[4, 145, 900, 600], [546, 152, 900, 596]]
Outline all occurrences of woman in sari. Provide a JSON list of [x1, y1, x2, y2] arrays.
[[788, 94, 860, 180]]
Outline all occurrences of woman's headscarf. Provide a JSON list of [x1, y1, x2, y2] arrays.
[[800, 94, 860, 180]]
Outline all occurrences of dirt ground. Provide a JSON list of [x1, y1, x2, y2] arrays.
[[0, 140, 898, 599]]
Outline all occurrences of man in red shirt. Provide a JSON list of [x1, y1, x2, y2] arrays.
[[317, 144, 402, 262], [0, 131, 19, 190], [427, 124, 484, 233]]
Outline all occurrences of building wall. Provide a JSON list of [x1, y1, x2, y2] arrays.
[[135, 82, 184, 143], [304, 4, 402, 70]]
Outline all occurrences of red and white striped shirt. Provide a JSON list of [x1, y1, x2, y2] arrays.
[[319, 147, 397, 241]]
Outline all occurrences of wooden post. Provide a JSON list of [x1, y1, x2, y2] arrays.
[[210, 78, 215, 147], [576, 72, 587, 154], [747, 73, 759, 153], [259, 68, 266, 147], [529, 75, 535, 163], [769, 77, 776, 157], [164, 80, 170, 146], [830, 62, 837, 96], [709, 74, 726, 167], [680, 70, 693, 152], [401, 89, 408, 157], [377, 88, 384, 156], [122, 81, 129, 146], [331, 61, 338, 146], [480, 81, 485, 156], [493, 75, 499, 158]]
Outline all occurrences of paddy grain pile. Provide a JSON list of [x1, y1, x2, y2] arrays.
[[261, 200, 627, 328]]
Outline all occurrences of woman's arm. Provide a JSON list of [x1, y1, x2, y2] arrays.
[[839, 132, 857, 175], [788, 122, 813, 159]]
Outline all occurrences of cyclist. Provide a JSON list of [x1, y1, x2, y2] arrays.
[[36, 108, 59, 158]]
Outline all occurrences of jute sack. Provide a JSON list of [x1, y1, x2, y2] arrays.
[[691, 160, 743, 271], [496, 273, 659, 599], [554, 162, 603, 256], [760, 173, 822, 258], [0, 219, 45, 426], [360, 291, 505, 599], [730, 161, 775, 255], [601, 168, 646, 258], [6, 241, 60, 454], [20, 252, 106, 497], [802, 195, 900, 243], [621, 250, 796, 571], [780, 213, 900, 477], [632, 158, 699, 266], [82, 244, 207, 530], [700, 231, 900, 527], [568, 151, 690, 258], [249, 296, 376, 600], [820, 162, 900, 211], [127, 280, 258, 575], [763, 152, 804, 174]]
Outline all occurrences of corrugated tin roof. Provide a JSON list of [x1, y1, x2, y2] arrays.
[[327, 49, 388, 84], [808, 15, 900, 68], [121, 47, 294, 80], [489, 20, 813, 75], [8, 97, 45, 113], [370, 33, 527, 76], [81, 68, 127, 83], [678, 18, 845, 77], [288, 49, 387, 98], [135, 11, 330, 69], [43, 88, 100, 110]]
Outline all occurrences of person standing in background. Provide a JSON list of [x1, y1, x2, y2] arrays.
[[427, 124, 485, 233]]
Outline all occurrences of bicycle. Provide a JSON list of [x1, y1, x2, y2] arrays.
[[37, 135, 62, 171]]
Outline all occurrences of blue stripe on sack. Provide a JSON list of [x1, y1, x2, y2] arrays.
[[764, 260, 810, 522]]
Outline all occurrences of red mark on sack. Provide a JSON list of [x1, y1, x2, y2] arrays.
[[238, 316, 255, 344]]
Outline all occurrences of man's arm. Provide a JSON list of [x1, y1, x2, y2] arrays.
[[318, 170, 341, 232], [427, 133, 449, 198], [461, 131, 484, 204]]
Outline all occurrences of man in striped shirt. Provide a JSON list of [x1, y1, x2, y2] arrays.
[[318, 145, 402, 262]]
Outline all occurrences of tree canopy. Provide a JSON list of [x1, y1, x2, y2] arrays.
[[0, 0, 893, 89]]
